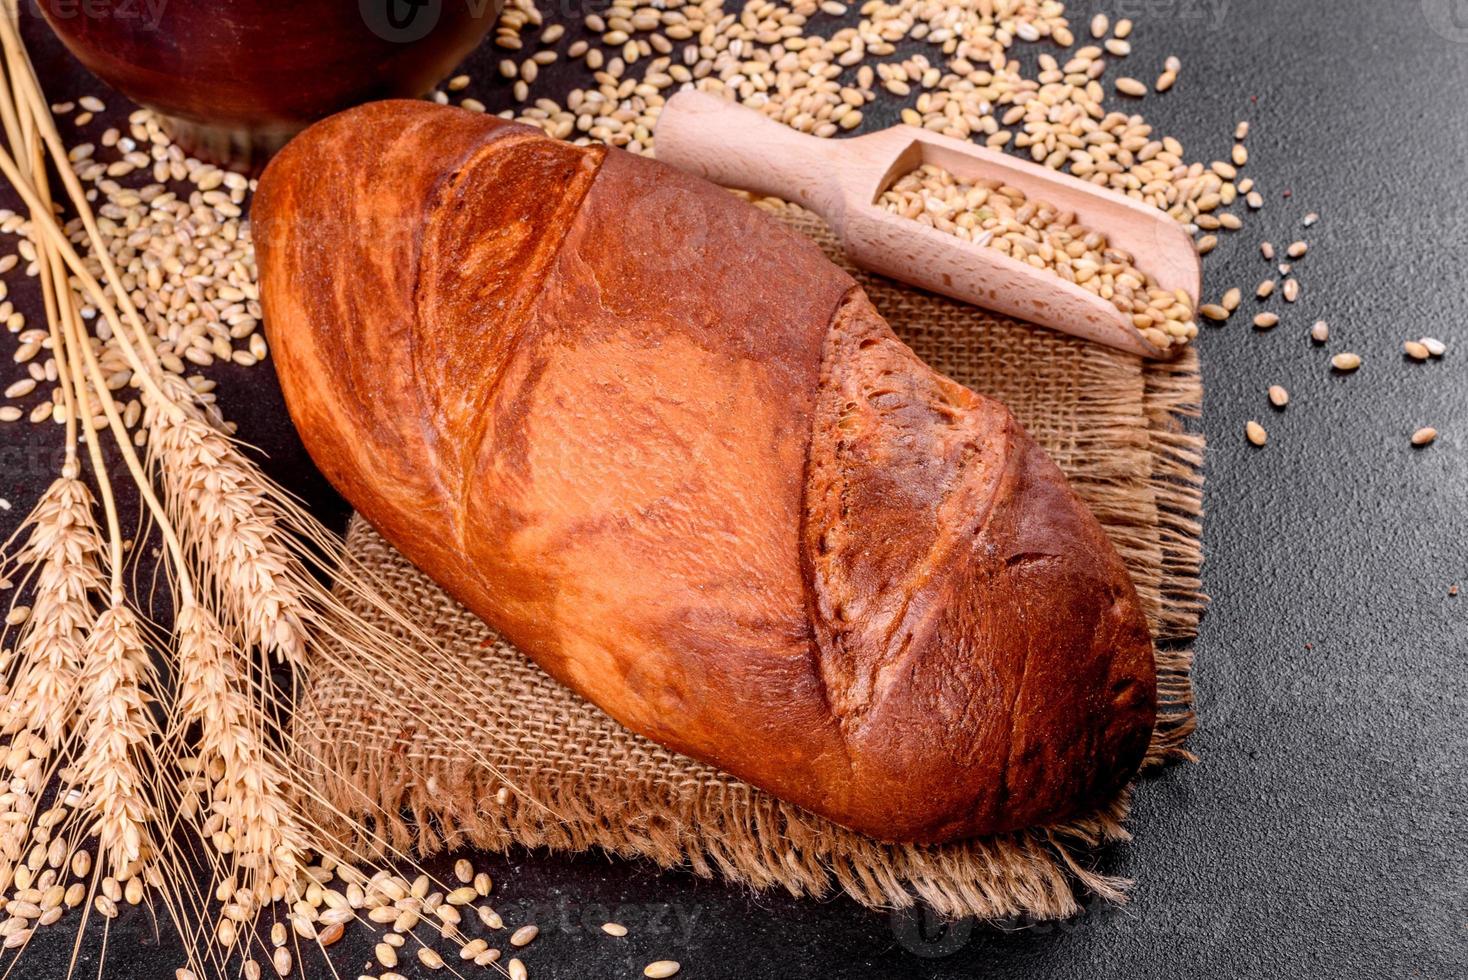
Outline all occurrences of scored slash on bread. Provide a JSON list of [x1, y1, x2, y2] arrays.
[[254, 100, 1156, 844]]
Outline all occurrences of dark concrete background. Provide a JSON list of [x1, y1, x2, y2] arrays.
[[0, 0, 1464, 977]]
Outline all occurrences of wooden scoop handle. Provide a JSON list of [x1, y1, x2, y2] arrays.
[[655, 91, 841, 214]]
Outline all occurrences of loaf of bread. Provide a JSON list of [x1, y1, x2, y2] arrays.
[[255, 100, 1156, 844]]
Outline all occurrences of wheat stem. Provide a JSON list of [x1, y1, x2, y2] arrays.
[[0, 11, 163, 378], [0, 137, 173, 414]]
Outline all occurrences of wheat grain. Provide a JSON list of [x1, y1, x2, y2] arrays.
[[877, 163, 1196, 350]]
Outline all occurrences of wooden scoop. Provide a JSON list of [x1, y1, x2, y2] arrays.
[[655, 90, 1201, 359]]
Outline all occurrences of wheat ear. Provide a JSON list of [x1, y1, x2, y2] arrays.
[[0, 476, 104, 899], [1, 476, 103, 741], [146, 380, 311, 665], [71, 604, 157, 879], [174, 603, 308, 893]]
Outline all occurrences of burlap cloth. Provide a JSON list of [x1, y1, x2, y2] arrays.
[[294, 200, 1205, 921]]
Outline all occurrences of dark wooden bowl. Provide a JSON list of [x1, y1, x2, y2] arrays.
[[38, 0, 503, 173]]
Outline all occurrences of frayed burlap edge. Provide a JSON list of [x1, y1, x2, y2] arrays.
[[294, 210, 1206, 923], [1141, 353, 1205, 764], [303, 712, 1141, 919]]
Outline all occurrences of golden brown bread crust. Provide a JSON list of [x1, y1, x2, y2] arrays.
[[255, 100, 1156, 843]]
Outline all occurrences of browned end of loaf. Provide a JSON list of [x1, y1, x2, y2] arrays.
[[256, 100, 1156, 844], [807, 295, 1154, 838]]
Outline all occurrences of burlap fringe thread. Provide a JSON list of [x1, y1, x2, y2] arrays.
[[295, 201, 1206, 923]]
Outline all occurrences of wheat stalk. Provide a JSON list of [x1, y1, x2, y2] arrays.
[[0, 13, 535, 979], [0, 56, 122, 916]]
